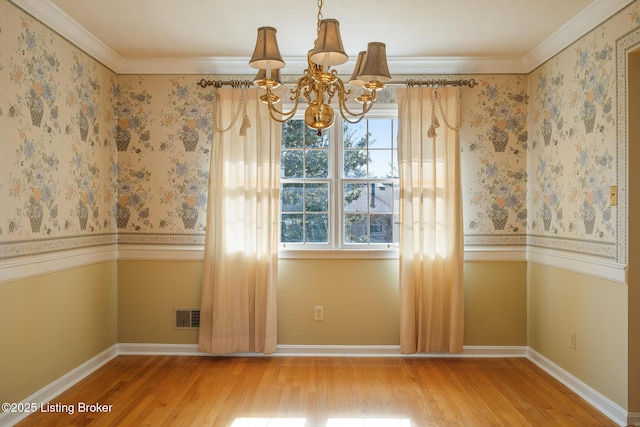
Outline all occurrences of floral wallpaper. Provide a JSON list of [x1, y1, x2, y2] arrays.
[[526, 3, 640, 261], [1, 0, 639, 262], [461, 75, 528, 247], [114, 75, 213, 236], [0, 2, 117, 260]]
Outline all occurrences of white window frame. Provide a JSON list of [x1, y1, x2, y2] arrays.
[[279, 103, 399, 259]]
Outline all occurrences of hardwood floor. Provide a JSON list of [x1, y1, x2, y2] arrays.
[[17, 356, 616, 426]]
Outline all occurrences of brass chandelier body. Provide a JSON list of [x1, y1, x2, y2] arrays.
[[249, 0, 391, 133]]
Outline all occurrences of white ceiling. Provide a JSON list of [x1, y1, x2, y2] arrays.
[[11, 0, 635, 75]]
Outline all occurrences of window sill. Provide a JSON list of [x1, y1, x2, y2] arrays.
[[278, 248, 399, 260]]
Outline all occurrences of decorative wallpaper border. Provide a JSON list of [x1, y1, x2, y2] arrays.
[[527, 234, 616, 260], [0, 233, 116, 261], [117, 232, 206, 246], [615, 25, 640, 265], [464, 234, 527, 247]]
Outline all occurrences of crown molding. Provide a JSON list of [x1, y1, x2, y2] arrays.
[[10, 0, 123, 72], [9, 0, 636, 75], [115, 56, 528, 76], [521, 0, 635, 72]]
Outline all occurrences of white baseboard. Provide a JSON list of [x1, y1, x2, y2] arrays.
[[0, 344, 118, 427], [275, 345, 528, 358], [117, 343, 210, 356], [117, 343, 527, 358], [526, 348, 628, 427]]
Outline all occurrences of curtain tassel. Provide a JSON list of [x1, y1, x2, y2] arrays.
[[427, 124, 437, 138], [239, 114, 251, 136]]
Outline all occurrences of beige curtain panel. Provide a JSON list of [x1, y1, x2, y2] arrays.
[[199, 87, 282, 355], [397, 86, 464, 354]]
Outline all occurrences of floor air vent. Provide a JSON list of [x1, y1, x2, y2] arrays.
[[174, 308, 200, 329]]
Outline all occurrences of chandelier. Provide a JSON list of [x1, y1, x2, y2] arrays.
[[249, 0, 391, 133]]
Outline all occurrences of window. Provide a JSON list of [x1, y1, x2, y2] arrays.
[[280, 107, 399, 251]]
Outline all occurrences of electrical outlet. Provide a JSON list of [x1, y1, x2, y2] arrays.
[[314, 306, 324, 321], [569, 331, 577, 350]]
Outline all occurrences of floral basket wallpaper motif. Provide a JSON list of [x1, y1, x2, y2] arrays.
[[68, 52, 101, 144], [159, 158, 209, 231], [10, 21, 61, 132], [9, 134, 60, 233], [533, 64, 566, 149], [115, 163, 152, 230], [160, 78, 213, 153], [115, 77, 152, 152]]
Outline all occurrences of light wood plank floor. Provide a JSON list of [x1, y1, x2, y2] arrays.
[[17, 356, 617, 426]]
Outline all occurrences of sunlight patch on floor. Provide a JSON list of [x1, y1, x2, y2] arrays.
[[231, 419, 307, 427], [327, 419, 411, 427], [231, 418, 411, 427]]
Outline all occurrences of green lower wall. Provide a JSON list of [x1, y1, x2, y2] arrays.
[[117, 260, 203, 344], [116, 258, 527, 347], [0, 261, 118, 404], [464, 261, 527, 346], [527, 262, 628, 408]]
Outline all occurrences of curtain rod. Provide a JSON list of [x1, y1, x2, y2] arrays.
[[196, 78, 477, 89]]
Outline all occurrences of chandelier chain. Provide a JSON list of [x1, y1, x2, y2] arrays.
[[317, 0, 323, 32]]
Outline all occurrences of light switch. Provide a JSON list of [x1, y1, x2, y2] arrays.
[[610, 186, 618, 206]]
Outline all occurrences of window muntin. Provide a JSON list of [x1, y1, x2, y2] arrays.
[[279, 112, 398, 250]]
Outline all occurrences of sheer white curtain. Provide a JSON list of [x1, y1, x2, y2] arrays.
[[199, 87, 281, 355], [397, 86, 464, 354]]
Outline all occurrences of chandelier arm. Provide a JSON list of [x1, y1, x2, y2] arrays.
[[263, 86, 299, 122], [331, 77, 376, 119], [296, 74, 314, 104], [336, 93, 374, 124], [266, 106, 297, 123], [337, 106, 368, 124], [337, 86, 377, 119]]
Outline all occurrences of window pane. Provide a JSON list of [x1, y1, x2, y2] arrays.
[[344, 183, 368, 212], [306, 183, 329, 212], [344, 214, 368, 243], [370, 214, 393, 243], [305, 150, 329, 178], [281, 150, 303, 178], [367, 119, 393, 149], [344, 150, 367, 178], [305, 127, 329, 148], [281, 183, 303, 212], [282, 121, 304, 148], [368, 149, 393, 178], [394, 213, 399, 244], [392, 149, 398, 179], [370, 182, 394, 213], [281, 214, 303, 242], [306, 214, 329, 243], [344, 122, 367, 149]]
